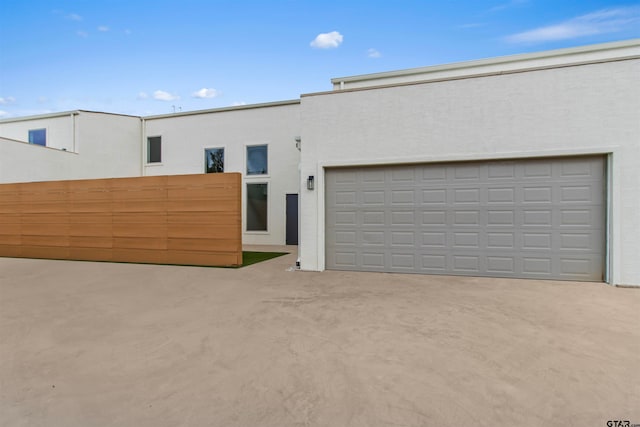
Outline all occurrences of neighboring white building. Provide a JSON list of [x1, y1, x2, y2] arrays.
[[0, 111, 141, 182], [0, 102, 301, 246], [2, 39, 639, 285]]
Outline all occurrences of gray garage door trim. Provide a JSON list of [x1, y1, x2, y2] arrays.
[[325, 155, 605, 281]]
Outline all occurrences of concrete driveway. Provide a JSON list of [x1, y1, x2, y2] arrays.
[[1, 247, 638, 427]]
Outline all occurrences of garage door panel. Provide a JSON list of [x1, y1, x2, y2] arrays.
[[522, 210, 553, 226], [522, 257, 553, 275], [421, 231, 447, 248], [362, 230, 385, 245], [453, 164, 481, 180], [523, 162, 553, 179], [452, 255, 481, 273], [522, 186, 553, 203], [422, 210, 447, 226], [391, 211, 415, 225], [361, 170, 385, 183], [487, 256, 516, 274], [333, 251, 357, 268], [522, 233, 553, 250], [560, 157, 602, 178], [487, 210, 515, 226], [453, 210, 480, 226], [452, 232, 481, 249], [326, 156, 605, 281], [487, 187, 516, 204], [560, 185, 601, 204], [362, 251, 385, 269], [391, 231, 415, 246], [363, 211, 385, 225], [422, 189, 447, 204], [421, 254, 448, 270], [363, 190, 385, 205], [391, 253, 416, 269], [487, 232, 515, 249], [487, 163, 516, 179], [560, 209, 595, 227], [391, 190, 415, 204], [421, 166, 447, 182], [335, 191, 357, 205]]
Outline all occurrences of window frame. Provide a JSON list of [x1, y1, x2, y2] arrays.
[[28, 128, 47, 146], [245, 144, 269, 176], [147, 136, 162, 164], [245, 182, 269, 233], [204, 146, 225, 173]]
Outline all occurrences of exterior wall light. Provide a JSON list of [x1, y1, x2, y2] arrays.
[[307, 176, 314, 190]]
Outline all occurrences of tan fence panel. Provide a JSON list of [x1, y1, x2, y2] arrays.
[[0, 173, 242, 267]]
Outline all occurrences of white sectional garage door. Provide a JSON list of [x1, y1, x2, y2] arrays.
[[325, 156, 605, 281]]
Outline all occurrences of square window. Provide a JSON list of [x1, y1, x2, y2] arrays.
[[205, 147, 224, 173], [247, 145, 267, 175], [147, 136, 161, 163], [246, 183, 267, 231], [28, 128, 46, 146]]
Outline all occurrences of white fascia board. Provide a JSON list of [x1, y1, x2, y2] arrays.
[[143, 99, 301, 120], [0, 109, 140, 124], [330, 38, 640, 88], [0, 110, 81, 123]]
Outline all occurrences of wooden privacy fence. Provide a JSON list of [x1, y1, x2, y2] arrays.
[[0, 173, 242, 266]]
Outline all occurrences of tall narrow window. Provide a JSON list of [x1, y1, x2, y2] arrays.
[[147, 136, 161, 163], [205, 147, 224, 173], [246, 145, 267, 175], [246, 183, 268, 231], [28, 128, 46, 146]]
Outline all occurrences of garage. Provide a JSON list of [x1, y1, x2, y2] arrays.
[[325, 155, 605, 281]]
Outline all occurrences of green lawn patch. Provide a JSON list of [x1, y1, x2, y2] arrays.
[[242, 251, 288, 267]]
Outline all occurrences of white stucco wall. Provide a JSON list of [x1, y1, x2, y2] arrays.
[[300, 57, 640, 286], [0, 113, 77, 152], [143, 101, 301, 245], [0, 112, 141, 183]]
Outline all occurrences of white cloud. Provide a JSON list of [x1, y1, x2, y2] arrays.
[[367, 48, 381, 58], [231, 101, 247, 106], [0, 110, 8, 117], [192, 88, 219, 99], [77, 30, 88, 38], [153, 90, 179, 101], [68, 13, 83, 21], [124, 29, 132, 35], [137, 92, 149, 100], [506, 6, 640, 43], [310, 31, 343, 49], [98, 25, 109, 32], [0, 96, 16, 105]]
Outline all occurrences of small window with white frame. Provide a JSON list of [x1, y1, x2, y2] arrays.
[[205, 147, 224, 173], [246, 144, 268, 175], [28, 128, 46, 146]]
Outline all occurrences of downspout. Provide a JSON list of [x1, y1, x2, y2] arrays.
[[71, 112, 77, 152], [140, 117, 146, 176]]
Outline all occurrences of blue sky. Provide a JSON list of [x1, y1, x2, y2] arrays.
[[1, 0, 638, 118]]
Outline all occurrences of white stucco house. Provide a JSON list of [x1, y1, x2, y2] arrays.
[[0, 101, 302, 246], [2, 39, 639, 286]]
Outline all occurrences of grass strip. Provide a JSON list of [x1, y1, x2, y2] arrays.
[[242, 251, 288, 267]]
